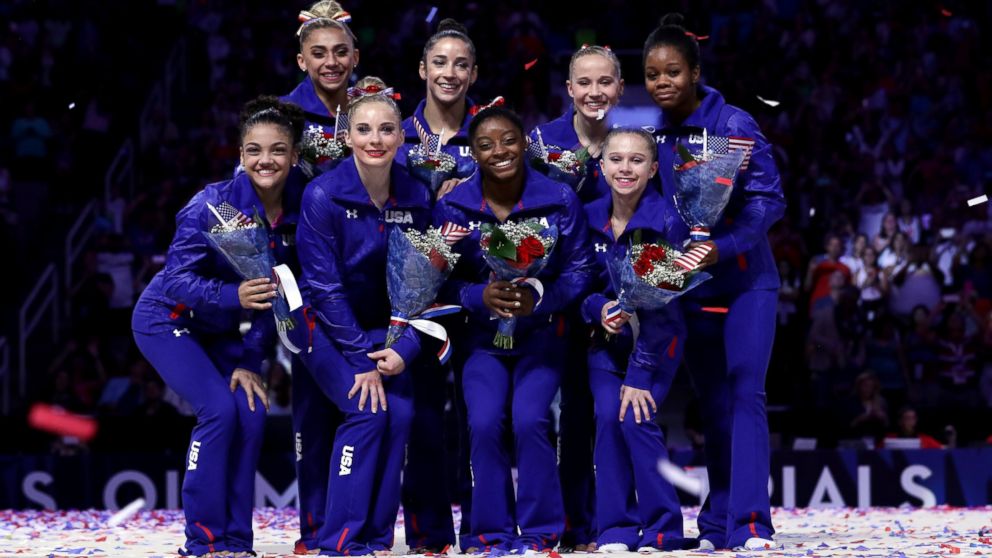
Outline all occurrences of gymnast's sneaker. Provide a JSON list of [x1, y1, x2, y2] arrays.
[[598, 543, 630, 553], [697, 539, 716, 551], [733, 537, 781, 551]]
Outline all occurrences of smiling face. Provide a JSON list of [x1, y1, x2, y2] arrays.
[[567, 53, 623, 120], [297, 27, 359, 98], [420, 37, 477, 107], [345, 100, 402, 169], [240, 123, 298, 192], [644, 45, 699, 114], [471, 116, 525, 183], [601, 133, 658, 201]]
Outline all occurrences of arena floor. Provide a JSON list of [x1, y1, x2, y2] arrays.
[[1, 506, 990, 557]]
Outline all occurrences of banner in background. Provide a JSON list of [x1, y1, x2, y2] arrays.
[[1, 449, 990, 510]]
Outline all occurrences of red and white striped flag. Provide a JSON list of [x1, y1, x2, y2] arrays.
[[673, 244, 712, 271], [706, 135, 755, 170], [440, 222, 471, 245]]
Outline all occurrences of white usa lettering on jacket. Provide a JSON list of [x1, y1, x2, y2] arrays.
[[384, 210, 413, 224]]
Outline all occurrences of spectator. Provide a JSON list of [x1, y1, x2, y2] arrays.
[[886, 407, 942, 449], [805, 233, 851, 312], [842, 371, 889, 443]]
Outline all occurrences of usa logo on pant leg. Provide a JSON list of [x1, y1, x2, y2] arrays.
[[188, 440, 201, 471], [339, 445, 354, 476]]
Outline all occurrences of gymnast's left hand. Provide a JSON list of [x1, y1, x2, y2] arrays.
[[230, 368, 269, 413], [368, 348, 406, 376], [619, 385, 656, 424]]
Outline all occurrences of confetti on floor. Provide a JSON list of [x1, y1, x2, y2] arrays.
[[0, 506, 990, 557]]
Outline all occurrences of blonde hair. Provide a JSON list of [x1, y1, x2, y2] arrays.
[[298, 1, 356, 47], [568, 44, 622, 80], [347, 76, 402, 126]]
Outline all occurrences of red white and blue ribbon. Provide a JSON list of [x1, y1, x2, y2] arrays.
[[297, 10, 353, 36], [604, 302, 626, 326], [389, 304, 461, 364]]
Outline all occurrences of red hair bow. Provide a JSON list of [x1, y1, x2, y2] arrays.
[[347, 85, 401, 101], [469, 96, 505, 116]]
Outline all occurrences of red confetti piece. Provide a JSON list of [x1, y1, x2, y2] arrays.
[[941, 7, 953, 16], [27, 403, 98, 441], [524, 58, 538, 71], [701, 306, 729, 314], [941, 543, 962, 554]]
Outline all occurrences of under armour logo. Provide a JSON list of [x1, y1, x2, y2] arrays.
[[173, 328, 190, 337], [594, 243, 608, 253], [346, 209, 359, 219], [656, 135, 666, 144], [468, 221, 482, 230]]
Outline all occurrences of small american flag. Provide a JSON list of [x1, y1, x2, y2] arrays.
[[440, 222, 471, 245], [209, 202, 255, 230], [706, 135, 755, 171], [673, 244, 712, 272], [413, 118, 440, 155]]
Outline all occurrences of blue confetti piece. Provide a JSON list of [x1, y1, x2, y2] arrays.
[[426, 6, 438, 23]]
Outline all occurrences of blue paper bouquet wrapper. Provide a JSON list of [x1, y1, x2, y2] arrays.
[[673, 149, 746, 242], [606, 242, 711, 316], [407, 147, 458, 195], [384, 226, 458, 350], [203, 227, 295, 331]]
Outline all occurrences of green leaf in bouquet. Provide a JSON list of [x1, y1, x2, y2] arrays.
[[480, 222, 495, 234], [573, 145, 591, 164], [631, 228, 643, 245], [677, 143, 696, 165], [487, 227, 519, 260]]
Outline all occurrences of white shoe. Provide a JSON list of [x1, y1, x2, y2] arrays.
[[697, 540, 716, 551], [598, 543, 629, 553], [635, 547, 659, 553], [733, 537, 780, 551]]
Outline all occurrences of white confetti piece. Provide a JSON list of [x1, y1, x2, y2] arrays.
[[968, 194, 988, 207], [425, 6, 437, 23], [658, 459, 703, 496], [757, 95, 781, 107], [596, 108, 605, 121], [68, 102, 76, 110], [106, 498, 145, 527]]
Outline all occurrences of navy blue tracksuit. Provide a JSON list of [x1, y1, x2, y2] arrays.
[[581, 188, 687, 550], [132, 172, 304, 556], [396, 98, 478, 551], [280, 75, 345, 553], [434, 169, 594, 552], [527, 106, 611, 547], [296, 157, 431, 556], [653, 85, 785, 548]]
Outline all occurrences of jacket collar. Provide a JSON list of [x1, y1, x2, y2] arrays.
[[535, 105, 580, 149], [584, 186, 673, 242], [225, 171, 305, 228], [326, 157, 431, 209], [282, 76, 338, 121], [444, 166, 566, 217], [406, 97, 475, 140], [658, 84, 726, 132]]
